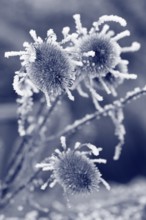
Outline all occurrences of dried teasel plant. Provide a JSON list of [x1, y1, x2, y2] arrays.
[[1, 14, 146, 211]]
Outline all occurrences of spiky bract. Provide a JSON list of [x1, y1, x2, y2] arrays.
[[95, 63, 127, 92]]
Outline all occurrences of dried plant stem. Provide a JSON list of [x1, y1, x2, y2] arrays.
[[4, 94, 64, 187], [45, 86, 146, 142], [6, 97, 45, 169], [0, 170, 41, 209], [1, 86, 146, 209]]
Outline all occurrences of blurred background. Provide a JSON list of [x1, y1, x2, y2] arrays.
[[0, 0, 146, 218]]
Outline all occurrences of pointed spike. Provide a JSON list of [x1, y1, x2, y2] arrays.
[[60, 136, 67, 150], [100, 178, 111, 190]]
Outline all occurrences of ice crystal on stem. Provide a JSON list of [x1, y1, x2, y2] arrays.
[[67, 14, 140, 100], [45, 85, 146, 160], [36, 136, 110, 195], [12, 68, 39, 136], [109, 105, 126, 160]]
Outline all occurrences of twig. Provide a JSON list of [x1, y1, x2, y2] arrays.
[[4, 94, 64, 187], [45, 86, 146, 142], [1, 86, 146, 208], [5, 97, 45, 180], [0, 170, 41, 209]]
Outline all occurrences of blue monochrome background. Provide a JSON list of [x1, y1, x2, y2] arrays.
[[0, 0, 146, 218]]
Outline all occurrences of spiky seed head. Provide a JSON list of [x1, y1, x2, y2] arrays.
[[53, 151, 101, 194], [79, 34, 121, 77], [26, 42, 74, 97]]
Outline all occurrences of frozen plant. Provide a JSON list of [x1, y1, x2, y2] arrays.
[[36, 136, 110, 194], [67, 15, 140, 100], [5, 29, 80, 136], [1, 14, 146, 216], [5, 30, 78, 105]]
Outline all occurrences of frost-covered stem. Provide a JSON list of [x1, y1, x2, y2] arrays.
[[5, 97, 45, 182], [0, 170, 41, 209], [4, 94, 64, 188], [1, 86, 146, 208], [46, 86, 146, 141], [4, 136, 29, 185], [39, 93, 64, 130], [35, 96, 46, 118]]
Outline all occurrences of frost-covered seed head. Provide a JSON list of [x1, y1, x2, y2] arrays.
[[5, 29, 76, 105], [69, 14, 140, 99], [36, 138, 110, 195], [26, 42, 74, 97], [79, 34, 120, 76], [53, 151, 101, 194]]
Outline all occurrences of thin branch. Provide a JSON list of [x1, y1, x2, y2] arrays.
[[4, 94, 64, 186], [5, 97, 45, 178], [1, 86, 146, 208], [45, 86, 146, 142], [0, 170, 41, 209]]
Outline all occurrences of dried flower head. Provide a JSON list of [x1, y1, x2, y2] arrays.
[[65, 14, 140, 99], [79, 34, 121, 76], [36, 137, 110, 195], [5, 29, 77, 105]]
